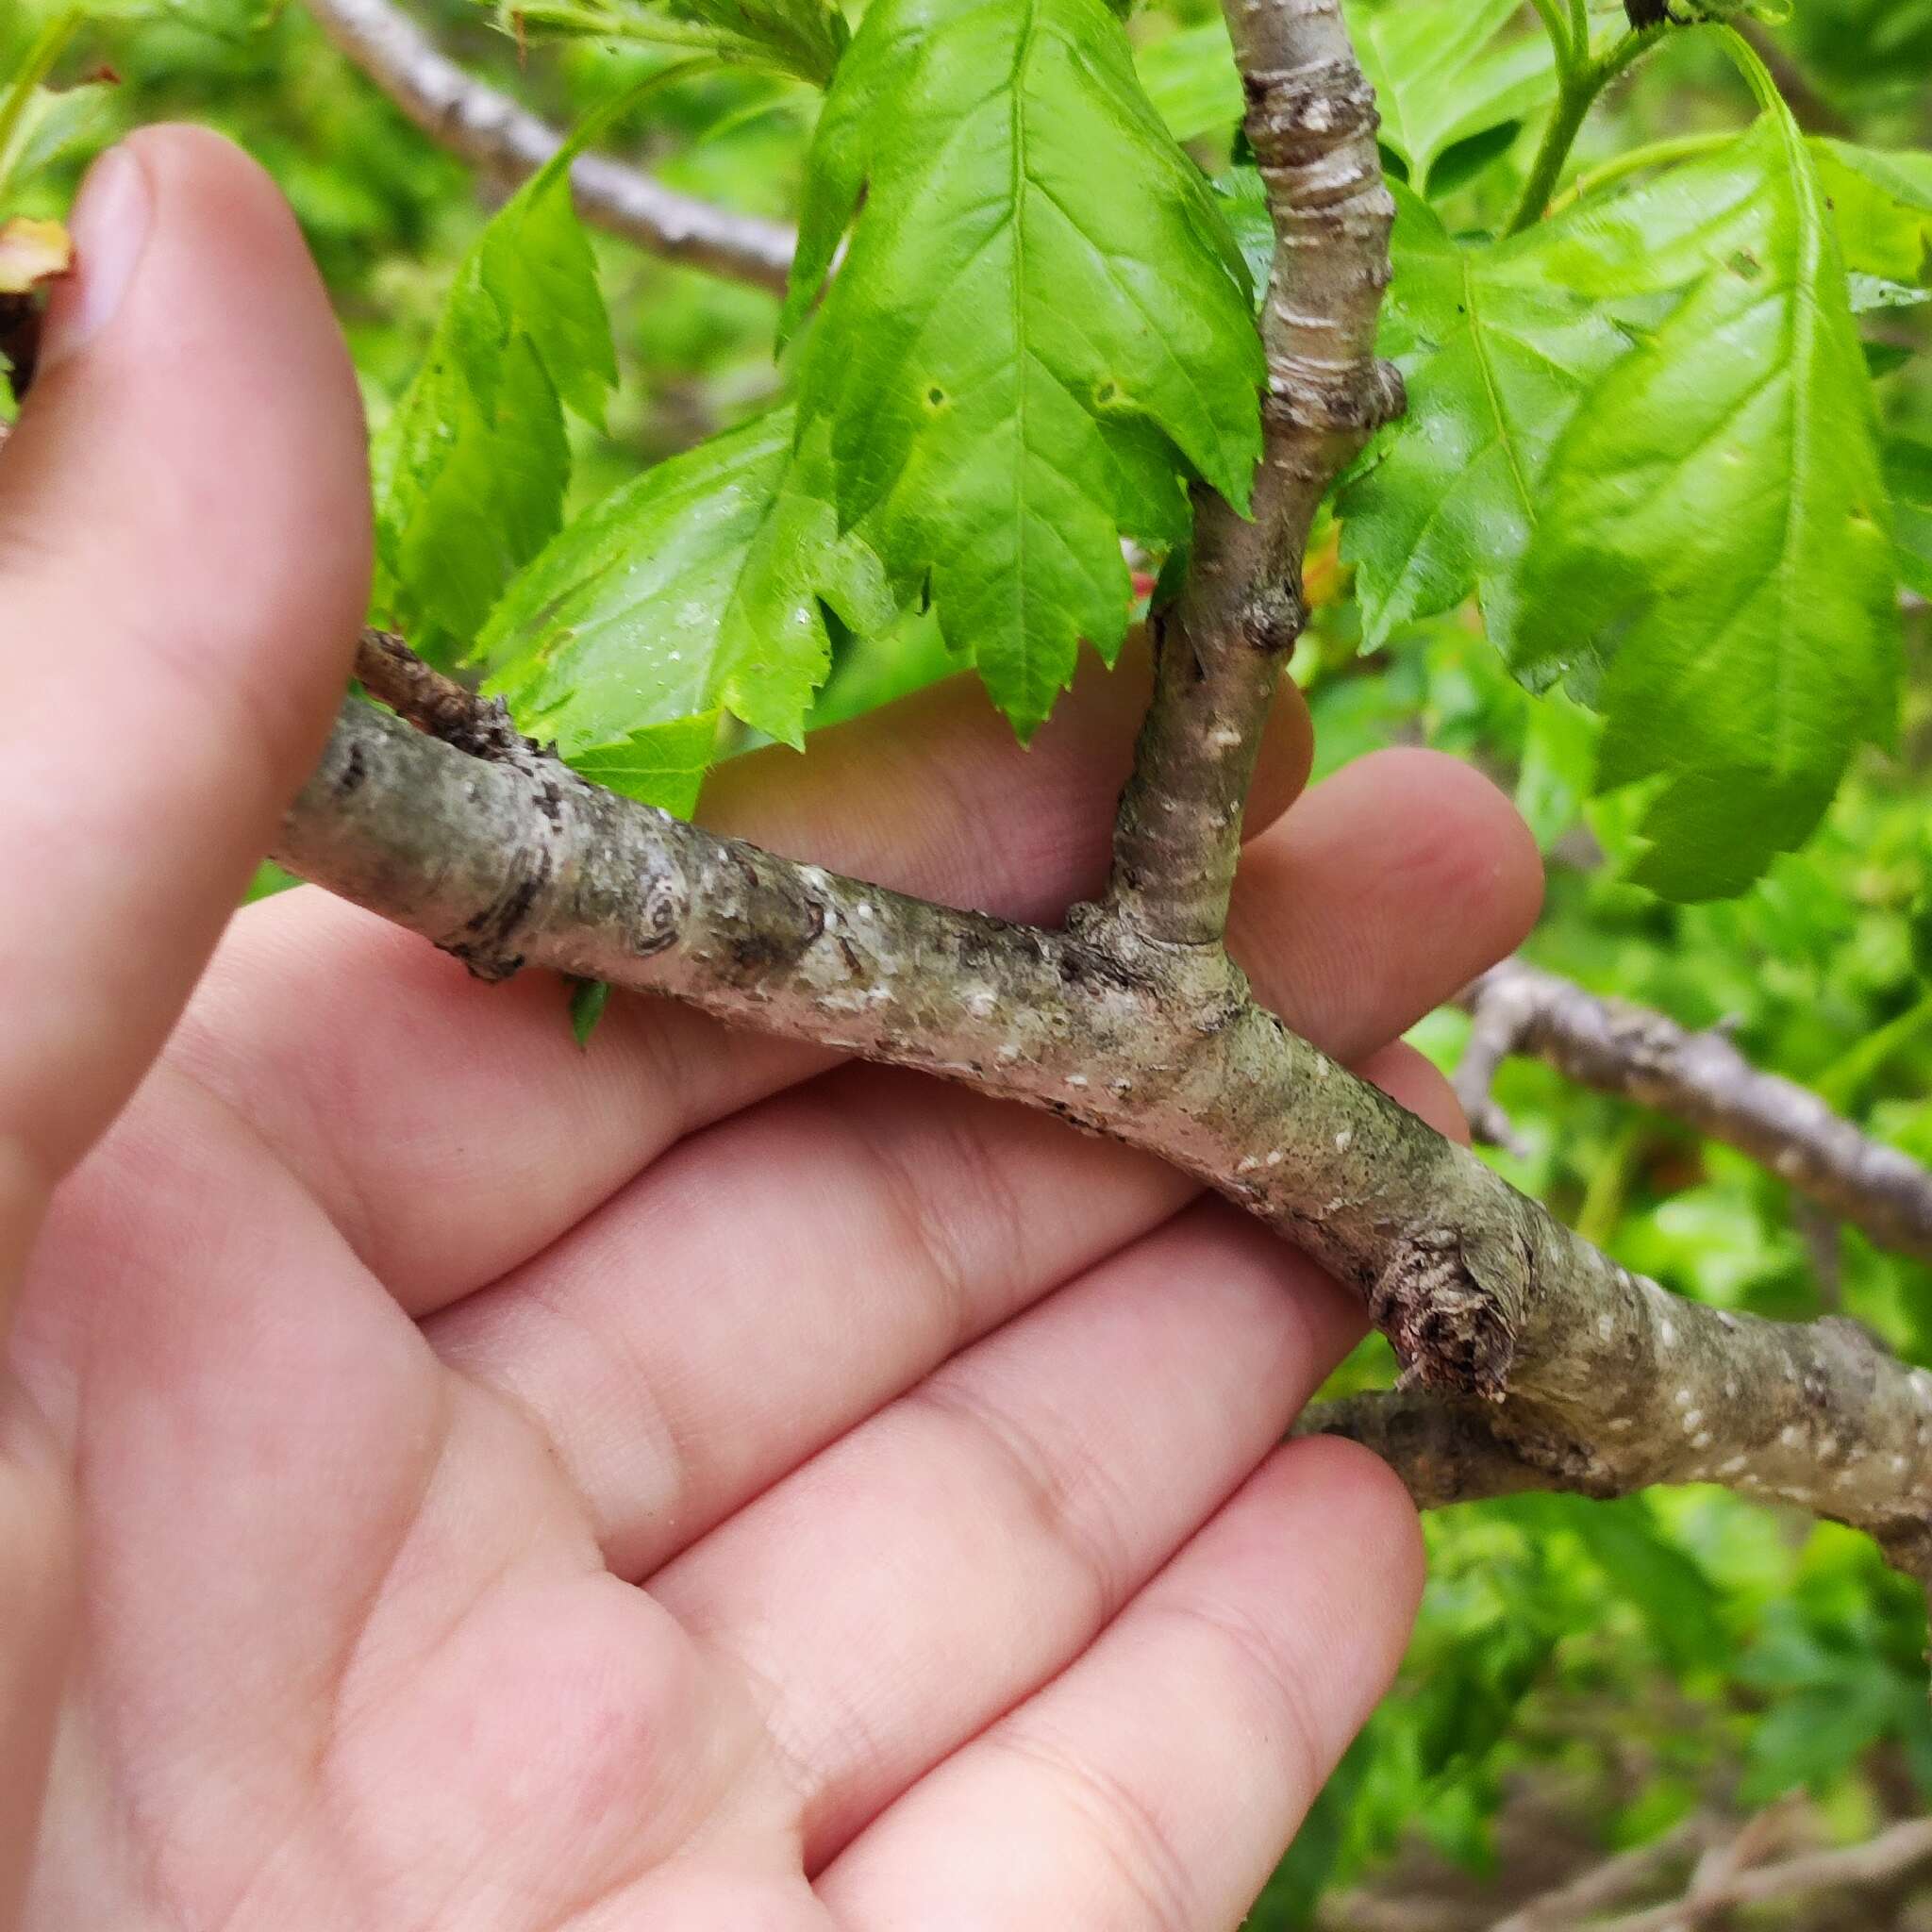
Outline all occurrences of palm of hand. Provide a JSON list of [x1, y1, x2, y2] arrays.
[[1, 128, 1540, 1932]]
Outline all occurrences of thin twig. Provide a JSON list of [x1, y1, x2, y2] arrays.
[[1488, 1814, 1720, 1932], [1457, 959, 1932, 1269], [1102, 0, 1401, 947], [1591, 1815, 1932, 1932], [302, 0, 796, 291]]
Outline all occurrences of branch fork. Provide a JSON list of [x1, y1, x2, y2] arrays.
[[275, 0, 1932, 1590]]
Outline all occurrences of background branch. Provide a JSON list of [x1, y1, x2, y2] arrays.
[[1590, 1814, 1932, 1932], [1486, 1815, 1723, 1932], [1456, 958, 1932, 1268], [302, 0, 796, 291]]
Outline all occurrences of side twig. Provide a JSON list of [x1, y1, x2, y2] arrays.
[[1103, 0, 1401, 947], [1590, 1815, 1932, 1932], [302, 0, 796, 291], [1487, 1815, 1722, 1932], [1457, 958, 1932, 1269]]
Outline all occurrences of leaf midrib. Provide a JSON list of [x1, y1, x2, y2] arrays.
[[1008, 0, 1042, 714], [1460, 253, 1538, 533], [1768, 110, 1824, 778]]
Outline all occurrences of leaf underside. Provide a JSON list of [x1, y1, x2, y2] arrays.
[[1342, 105, 1905, 900], [1516, 113, 1901, 899]]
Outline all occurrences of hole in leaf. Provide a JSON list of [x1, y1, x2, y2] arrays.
[[925, 385, 947, 408]]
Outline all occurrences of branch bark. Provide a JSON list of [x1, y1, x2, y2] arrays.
[[1104, 0, 1401, 946], [1486, 1816, 1721, 1932], [271, 0, 1932, 1591], [1457, 958, 1932, 1268], [302, 0, 796, 292], [1588, 1815, 1932, 1932], [278, 684, 1932, 1581]]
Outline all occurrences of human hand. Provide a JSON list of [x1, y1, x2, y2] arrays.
[[1, 129, 1541, 1929]]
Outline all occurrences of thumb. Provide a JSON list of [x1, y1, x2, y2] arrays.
[[0, 125, 370, 1266], [0, 126, 368, 1924]]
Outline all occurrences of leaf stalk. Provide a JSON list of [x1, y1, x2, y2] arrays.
[[1506, 26, 1667, 234]]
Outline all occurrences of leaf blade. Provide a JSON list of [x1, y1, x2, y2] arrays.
[[1338, 184, 1632, 653], [481, 404, 893, 800], [372, 135, 617, 658], [788, 0, 1260, 736], [1518, 111, 1902, 899]]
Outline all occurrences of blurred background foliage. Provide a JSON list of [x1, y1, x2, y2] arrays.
[[5, 0, 1931, 1921]]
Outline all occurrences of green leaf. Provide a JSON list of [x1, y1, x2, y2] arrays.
[[1491, 1494, 1726, 1671], [0, 82, 107, 206], [1338, 183, 1633, 652], [502, 0, 848, 86], [1210, 165, 1274, 305], [628, 0, 848, 80], [569, 715, 722, 819], [475, 163, 619, 429], [1567, 1496, 1727, 1669], [569, 977, 612, 1047], [373, 136, 616, 659], [0, 13, 92, 208], [481, 404, 894, 804], [375, 316, 573, 661], [1740, 1678, 1895, 1803], [1516, 108, 1902, 900], [1347, 0, 1558, 192], [1814, 140, 1932, 280], [1886, 437, 1932, 598], [784, 0, 1261, 737]]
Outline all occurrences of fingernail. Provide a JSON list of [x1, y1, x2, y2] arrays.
[[39, 145, 152, 374]]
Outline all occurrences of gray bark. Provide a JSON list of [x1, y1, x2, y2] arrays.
[[284, 641, 1932, 1585], [1458, 958, 1932, 1268]]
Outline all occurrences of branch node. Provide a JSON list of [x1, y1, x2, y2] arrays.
[[354, 629, 556, 781], [1241, 59, 1380, 176], [1372, 1229, 1521, 1401], [1239, 582, 1307, 656]]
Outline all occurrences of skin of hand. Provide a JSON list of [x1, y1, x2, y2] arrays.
[[0, 128, 1543, 1931]]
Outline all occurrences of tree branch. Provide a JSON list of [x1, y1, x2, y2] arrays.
[[1485, 1816, 1722, 1932], [1102, 0, 1402, 947], [279, 685, 1932, 1580], [271, 0, 1932, 1591], [1588, 1815, 1932, 1932], [302, 0, 796, 292], [1457, 958, 1932, 1268]]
